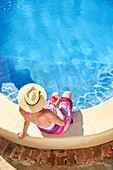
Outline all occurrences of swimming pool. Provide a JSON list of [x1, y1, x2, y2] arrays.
[[0, 0, 113, 110]]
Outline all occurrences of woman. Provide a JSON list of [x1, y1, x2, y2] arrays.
[[17, 83, 73, 139]]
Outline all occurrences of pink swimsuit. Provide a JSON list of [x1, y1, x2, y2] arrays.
[[37, 97, 73, 135]]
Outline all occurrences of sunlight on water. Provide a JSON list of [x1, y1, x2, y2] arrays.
[[0, 0, 113, 110]]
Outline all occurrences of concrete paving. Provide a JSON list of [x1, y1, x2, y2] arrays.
[[0, 156, 16, 170]]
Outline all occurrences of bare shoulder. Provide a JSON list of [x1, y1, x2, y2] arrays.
[[43, 108, 65, 126], [42, 108, 55, 115], [39, 108, 56, 120], [40, 108, 53, 117], [42, 108, 59, 120], [19, 106, 26, 118]]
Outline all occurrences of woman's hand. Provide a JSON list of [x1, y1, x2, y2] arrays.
[[17, 131, 27, 140], [50, 95, 60, 108], [54, 97, 60, 108]]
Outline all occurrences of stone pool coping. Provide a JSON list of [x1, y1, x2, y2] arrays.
[[0, 92, 113, 149]]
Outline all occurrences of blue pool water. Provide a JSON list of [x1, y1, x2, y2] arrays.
[[0, 0, 113, 110]]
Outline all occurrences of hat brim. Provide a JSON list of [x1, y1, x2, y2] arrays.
[[18, 83, 47, 113]]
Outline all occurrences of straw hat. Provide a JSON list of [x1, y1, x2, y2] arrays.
[[18, 83, 47, 113]]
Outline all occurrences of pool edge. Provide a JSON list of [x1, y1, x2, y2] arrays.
[[0, 92, 113, 149]]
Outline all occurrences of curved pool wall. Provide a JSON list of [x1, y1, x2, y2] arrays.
[[0, 91, 113, 150], [0, 0, 113, 111]]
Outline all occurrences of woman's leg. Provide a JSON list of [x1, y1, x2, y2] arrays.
[[62, 91, 73, 124], [62, 91, 72, 100], [52, 92, 60, 98]]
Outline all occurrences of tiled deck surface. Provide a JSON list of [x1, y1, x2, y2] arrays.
[[0, 136, 113, 168]]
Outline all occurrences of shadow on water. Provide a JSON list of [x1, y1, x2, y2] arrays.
[[0, 55, 36, 103], [0, 55, 35, 89], [9, 68, 35, 90]]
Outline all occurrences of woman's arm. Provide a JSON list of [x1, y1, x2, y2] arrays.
[[48, 109, 65, 126], [48, 97, 65, 126], [17, 120, 30, 139], [17, 106, 30, 139], [56, 108, 64, 121]]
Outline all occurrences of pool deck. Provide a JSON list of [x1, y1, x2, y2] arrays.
[[0, 156, 16, 170], [0, 92, 113, 149]]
